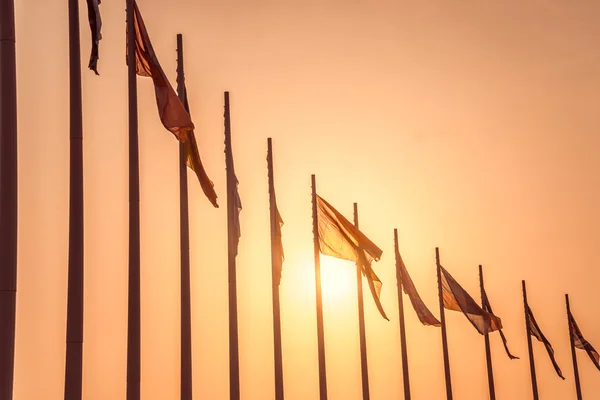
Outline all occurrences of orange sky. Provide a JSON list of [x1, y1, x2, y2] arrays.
[[11, 0, 600, 399]]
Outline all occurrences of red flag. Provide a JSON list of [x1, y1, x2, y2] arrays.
[[177, 81, 218, 208], [128, 1, 194, 141]]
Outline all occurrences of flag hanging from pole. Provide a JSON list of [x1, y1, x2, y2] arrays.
[[86, 0, 102, 74], [224, 96, 242, 257], [527, 305, 565, 379], [482, 287, 519, 360], [569, 312, 600, 371], [440, 266, 502, 335], [397, 251, 440, 327], [178, 82, 219, 207], [316, 195, 388, 320], [128, 1, 194, 141], [272, 207, 284, 284], [267, 146, 284, 285]]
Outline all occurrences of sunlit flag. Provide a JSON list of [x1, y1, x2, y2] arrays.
[[569, 312, 600, 371], [527, 305, 565, 379], [86, 0, 102, 74], [481, 286, 519, 359], [440, 266, 502, 334], [316, 195, 388, 320], [128, 1, 194, 141], [397, 250, 441, 326]]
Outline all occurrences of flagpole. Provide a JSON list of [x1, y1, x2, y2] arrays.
[[0, 0, 18, 397], [566, 294, 582, 400], [435, 247, 453, 400], [522, 281, 538, 400], [311, 175, 328, 400], [353, 203, 370, 400], [224, 92, 240, 400], [479, 265, 495, 400], [64, 0, 85, 396], [394, 229, 411, 400], [176, 34, 193, 400], [126, 0, 141, 398], [267, 138, 284, 400]]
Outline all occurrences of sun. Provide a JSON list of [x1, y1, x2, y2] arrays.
[[319, 255, 356, 301]]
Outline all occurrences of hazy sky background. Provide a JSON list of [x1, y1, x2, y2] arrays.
[[11, 0, 600, 399]]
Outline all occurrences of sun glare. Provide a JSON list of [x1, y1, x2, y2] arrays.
[[319, 255, 356, 301]]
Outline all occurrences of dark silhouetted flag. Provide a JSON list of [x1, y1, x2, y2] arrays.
[[224, 99, 242, 256], [128, 1, 194, 140], [527, 305, 565, 379], [267, 146, 284, 285], [86, 0, 102, 74], [482, 287, 519, 360], [440, 266, 502, 334], [316, 195, 388, 320], [178, 81, 218, 208], [569, 312, 600, 371], [397, 251, 441, 326]]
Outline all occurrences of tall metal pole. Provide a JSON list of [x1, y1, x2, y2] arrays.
[[353, 203, 370, 400], [435, 247, 453, 400], [176, 34, 193, 400], [64, 0, 85, 397], [311, 175, 328, 400], [394, 229, 410, 400], [126, 0, 141, 398], [267, 138, 284, 400], [522, 281, 538, 400], [566, 295, 582, 400], [0, 0, 18, 397], [224, 92, 240, 400], [479, 265, 495, 400]]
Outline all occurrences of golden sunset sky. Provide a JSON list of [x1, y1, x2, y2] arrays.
[[10, 0, 600, 399]]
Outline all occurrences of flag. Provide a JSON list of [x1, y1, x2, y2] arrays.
[[482, 287, 519, 360], [129, 1, 194, 141], [224, 96, 242, 256], [178, 81, 218, 207], [397, 251, 440, 326], [527, 305, 565, 379], [267, 146, 284, 285], [440, 266, 502, 335], [316, 195, 388, 320], [569, 312, 600, 371], [86, 0, 102, 74]]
